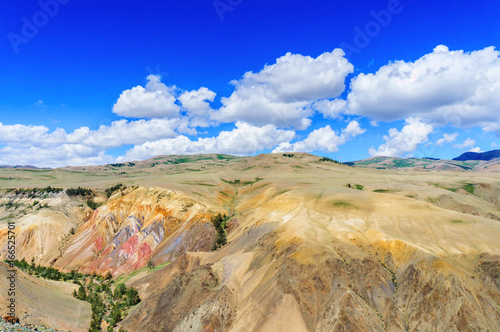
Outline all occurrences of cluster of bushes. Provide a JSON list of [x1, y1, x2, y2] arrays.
[[0, 200, 51, 211], [113, 283, 141, 306], [8, 186, 64, 198], [345, 183, 364, 190], [87, 199, 102, 210], [0, 201, 23, 210], [105, 183, 127, 198], [67, 187, 94, 197], [319, 157, 351, 166], [68, 183, 130, 210], [211, 213, 230, 250], [90, 293, 107, 331], [8, 258, 86, 282], [108, 162, 134, 168], [75, 278, 139, 331], [282, 153, 295, 158]]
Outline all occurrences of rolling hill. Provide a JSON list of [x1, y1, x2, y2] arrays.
[[1, 153, 499, 331], [348, 155, 500, 172]]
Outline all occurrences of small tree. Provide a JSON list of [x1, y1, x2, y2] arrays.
[[126, 288, 141, 306], [76, 284, 87, 300], [103, 271, 113, 280], [114, 283, 126, 300]]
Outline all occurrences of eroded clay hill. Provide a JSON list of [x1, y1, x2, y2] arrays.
[[55, 187, 216, 275], [1, 153, 500, 331]]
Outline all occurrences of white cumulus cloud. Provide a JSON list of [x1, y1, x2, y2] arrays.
[[436, 132, 458, 146], [347, 45, 500, 132], [118, 121, 295, 162], [273, 120, 365, 153], [0, 118, 193, 167], [369, 117, 433, 157], [112, 75, 180, 118], [178, 87, 217, 127], [453, 138, 476, 149], [312, 99, 347, 119], [0, 145, 114, 168], [213, 49, 354, 129]]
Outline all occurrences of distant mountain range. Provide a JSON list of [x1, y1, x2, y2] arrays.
[[0, 165, 41, 169], [347, 149, 500, 172], [453, 149, 500, 161]]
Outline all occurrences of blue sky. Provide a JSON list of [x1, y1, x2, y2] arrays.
[[1, 0, 499, 167]]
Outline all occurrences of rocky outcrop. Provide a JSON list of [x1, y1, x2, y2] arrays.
[[55, 187, 217, 275]]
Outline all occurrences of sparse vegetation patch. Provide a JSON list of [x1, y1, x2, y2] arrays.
[[221, 177, 263, 186], [429, 182, 458, 192], [373, 189, 399, 193], [463, 183, 475, 195], [332, 200, 356, 208], [345, 183, 364, 190]]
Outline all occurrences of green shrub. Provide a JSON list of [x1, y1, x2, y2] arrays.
[[114, 283, 127, 300], [463, 183, 475, 195], [126, 288, 141, 306], [319, 157, 351, 166], [13, 186, 63, 198], [105, 183, 126, 198], [87, 199, 102, 210], [67, 187, 94, 197], [211, 213, 230, 250], [373, 189, 391, 193]]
